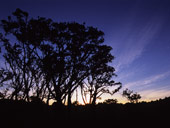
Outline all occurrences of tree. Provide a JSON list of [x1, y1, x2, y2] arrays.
[[80, 45, 122, 105], [0, 8, 119, 110], [38, 21, 107, 108], [0, 9, 49, 101], [122, 88, 141, 103]]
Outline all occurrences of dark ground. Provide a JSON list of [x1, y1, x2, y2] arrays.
[[0, 97, 170, 128]]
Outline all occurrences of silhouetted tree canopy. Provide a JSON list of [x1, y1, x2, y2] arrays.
[[122, 88, 141, 103], [80, 44, 122, 105], [0, 8, 120, 108]]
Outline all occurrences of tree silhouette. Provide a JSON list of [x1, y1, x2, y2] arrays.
[[37, 21, 109, 109], [0, 8, 119, 110], [0, 9, 50, 101], [103, 98, 118, 104], [80, 45, 122, 105], [122, 88, 141, 103]]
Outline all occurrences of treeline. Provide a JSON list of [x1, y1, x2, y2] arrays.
[[0, 8, 122, 108], [0, 97, 169, 127]]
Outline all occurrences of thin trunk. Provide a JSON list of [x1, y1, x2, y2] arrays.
[[92, 94, 97, 106], [81, 86, 87, 105], [46, 93, 50, 105], [67, 88, 72, 119], [91, 91, 97, 120], [76, 89, 78, 103], [67, 90, 72, 108], [92, 88, 98, 106]]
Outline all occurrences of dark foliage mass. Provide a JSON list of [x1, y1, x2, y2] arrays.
[[0, 8, 121, 109], [0, 97, 170, 128], [0, 9, 124, 127], [122, 88, 141, 103]]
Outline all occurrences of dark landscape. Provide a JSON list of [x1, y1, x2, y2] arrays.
[[0, 97, 170, 127], [1, 1, 170, 128]]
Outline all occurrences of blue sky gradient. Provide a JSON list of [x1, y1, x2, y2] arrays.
[[1, 0, 170, 103]]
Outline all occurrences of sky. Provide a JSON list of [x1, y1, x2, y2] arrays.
[[0, 0, 170, 103]]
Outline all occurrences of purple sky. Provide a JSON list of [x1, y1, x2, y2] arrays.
[[1, 0, 170, 103]]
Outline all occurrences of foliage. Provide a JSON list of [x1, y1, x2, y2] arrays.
[[122, 88, 141, 103], [102, 98, 118, 104], [0, 8, 120, 107]]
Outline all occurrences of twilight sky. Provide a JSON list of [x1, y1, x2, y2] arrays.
[[1, 0, 170, 103]]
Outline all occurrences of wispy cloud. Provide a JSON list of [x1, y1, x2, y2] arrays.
[[124, 71, 170, 89], [100, 71, 170, 103], [124, 71, 170, 88], [113, 20, 163, 72], [140, 86, 170, 101]]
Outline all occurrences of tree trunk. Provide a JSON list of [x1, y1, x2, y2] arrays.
[[46, 93, 50, 105], [67, 89, 72, 119], [92, 90, 97, 106], [67, 91, 72, 108], [91, 90, 97, 119]]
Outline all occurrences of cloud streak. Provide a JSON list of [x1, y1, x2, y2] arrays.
[[113, 18, 163, 72], [140, 86, 170, 101], [124, 71, 170, 89]]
